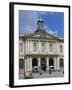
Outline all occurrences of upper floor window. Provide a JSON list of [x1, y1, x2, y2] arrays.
[[19, 43, 23, 52], [33, 42, 37, 52], [49, 43, 53, 52], [60, 45, 63, 53], [41, 42, 45, 52]]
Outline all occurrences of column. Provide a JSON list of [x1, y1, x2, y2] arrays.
[[56, 57, 60, 70], [29, 56, 32, 72], [38, 57, 41, 68], [27, 40, 29, 54], [54, 57, 57, 70], [45, 42, 47, 53], [30, 40, 32, 53], [31, 40, 33, 53], [53, 42, 55, 53], [25, 57, 30, 71], [54, 42, 56, 53], [24, 57, 28, 73], [39, 41, 41, 53], [46, 57, 49, 71], [52, 42, 54, 53], [23, 42, 25, 55], [27, 57, 30, 71], [29, 40, 31, 53], [24, 57, 32, 77], [46, 42, 48, 53], [52, 42, 53, 52], [28, 40, 30, 53], [25, 40, 27, 54], [57, 42, 59, 54]]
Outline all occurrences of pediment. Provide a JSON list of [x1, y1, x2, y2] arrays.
[[24, 30, 60, 40], [33, 34, 41, 37], [32, 33, 55, 39]]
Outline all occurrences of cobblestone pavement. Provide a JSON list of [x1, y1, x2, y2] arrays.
[[19, 69, 64, 79]]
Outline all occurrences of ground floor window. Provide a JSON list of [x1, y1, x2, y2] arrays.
[[19, 59, 24, 68], [60, 58, 64, 68]]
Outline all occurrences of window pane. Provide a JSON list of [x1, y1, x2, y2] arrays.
[[42, 42, 45, 52], [19, 43, 23, 52], [33, 42, 37, 52], [60, 45, 63, 52], [49, 43, 52, 52]]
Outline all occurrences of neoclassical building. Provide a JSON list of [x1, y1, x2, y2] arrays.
[[19, 19, 64, 77]]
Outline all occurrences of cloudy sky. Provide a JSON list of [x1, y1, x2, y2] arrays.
[[19, 10, 64, 37]]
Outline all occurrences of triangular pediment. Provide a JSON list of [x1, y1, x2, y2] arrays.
[[32, 33, 53, 39], [24, 30, 60, 40]]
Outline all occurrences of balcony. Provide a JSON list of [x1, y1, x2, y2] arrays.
[[25, 50, 62, 56]]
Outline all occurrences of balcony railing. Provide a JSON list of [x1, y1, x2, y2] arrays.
[[22, 50, 64, 56]]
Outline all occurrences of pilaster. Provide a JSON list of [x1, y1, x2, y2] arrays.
[[46, 57, 49, 71]]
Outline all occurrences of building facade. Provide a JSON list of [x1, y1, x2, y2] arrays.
[[19, 19, 64, 77]]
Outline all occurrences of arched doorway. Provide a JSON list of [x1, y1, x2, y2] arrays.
[[60, 58, 64, 68], [32, 58, 38, 72], [49, 58, 54, 70], [32, 58, 38, 66], [41, 58, 46, 71], [19, 59, 24, 68]]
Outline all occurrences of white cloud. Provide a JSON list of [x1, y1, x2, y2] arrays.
[[48, 30, 58, 35], [44, 25, 58, 35], [19, 11, 58, 36], [19, 11, 39, 34]]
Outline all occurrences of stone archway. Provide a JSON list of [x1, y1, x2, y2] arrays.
[[32, 58, 38, 66], [49, 58, 54, 70], [32, 58, 38, 72], [41, 58, 46, 71]]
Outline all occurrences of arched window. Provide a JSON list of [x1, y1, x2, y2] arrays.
[[32, 58, 38, 66], [49, 43, 52, 52], [49, 58, 54, 66], [41, 42, 45, 52], [33, 42, 37, 52], [60, 45, 63, 52]]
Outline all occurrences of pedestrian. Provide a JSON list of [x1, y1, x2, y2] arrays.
[[39, 66, 42, 75]]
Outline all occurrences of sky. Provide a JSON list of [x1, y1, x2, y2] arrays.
[[19, 10, 64, 37]]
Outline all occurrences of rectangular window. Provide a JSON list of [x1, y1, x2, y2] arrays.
[[19, 43, 23, 52], [41, 42, 45, 52], [60, 45, 63, 53], [49, 43, 53, 52], [33, 42, 37, 52]]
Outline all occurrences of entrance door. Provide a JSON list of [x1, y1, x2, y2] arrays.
[[60, 58, 64, 68], [49, 58, 54, 70], [32, 58, 38, 72], [41, 58, 46, 71]]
